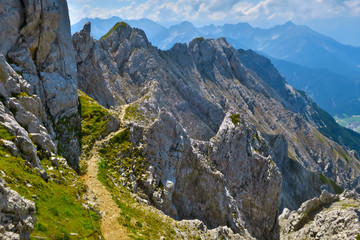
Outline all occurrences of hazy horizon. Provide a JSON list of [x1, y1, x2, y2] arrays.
[[68, 0, 360, 46]]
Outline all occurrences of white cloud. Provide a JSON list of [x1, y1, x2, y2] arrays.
[[68, 0, 360, 26]]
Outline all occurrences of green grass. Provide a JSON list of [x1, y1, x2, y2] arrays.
[[98, 128, 147, 184], [319, 173, 343, 194], [0, 140, 101, 239], [230, 114, 241, 126], [123, 104, 145, 122], [100, 22, 129, 40], [0, 124, 16, 141], [79, 90, 115, 158], [341, 203, 358, 209], [332, 147, 350, 163]]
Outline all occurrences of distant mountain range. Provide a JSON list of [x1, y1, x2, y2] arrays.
[[71, 17, 360, 116]]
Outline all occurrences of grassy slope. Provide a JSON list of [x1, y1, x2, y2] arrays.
[[79, 90, 114, 159], [0, 124, 101, 239]]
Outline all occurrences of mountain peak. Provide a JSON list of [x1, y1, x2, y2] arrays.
[[284, 20, 295, 26], [179, 20, 195, 27], [100, 22, 131, 40], [170, 20, 197, 30]]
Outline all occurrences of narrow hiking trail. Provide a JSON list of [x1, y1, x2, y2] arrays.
[[81, 105, 130, 240]]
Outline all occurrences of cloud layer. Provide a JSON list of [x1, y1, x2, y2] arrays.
[[68, 0, 360, 27]]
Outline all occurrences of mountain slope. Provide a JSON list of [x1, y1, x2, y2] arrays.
[[237, 49, 360, 154], [72, 22, 360, 238], [270, 58, 360, 115]]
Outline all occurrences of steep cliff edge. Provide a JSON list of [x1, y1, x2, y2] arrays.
[[0, 1, 96, 238], [0, 0, 80, 169]]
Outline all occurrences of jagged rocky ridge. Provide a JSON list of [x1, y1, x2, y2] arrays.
[[72, 22, 360, 238]]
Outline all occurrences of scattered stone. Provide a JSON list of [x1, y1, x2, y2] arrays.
[[1, 140, 19, 156], [37, 170, 49, 182], [280, 190, 360, 239], [0, 178, 36, 240]]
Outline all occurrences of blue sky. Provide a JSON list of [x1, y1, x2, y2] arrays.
[[67, 0, 360, 45]]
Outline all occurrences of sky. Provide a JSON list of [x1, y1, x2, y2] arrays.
[[67, 0, 360, 46]]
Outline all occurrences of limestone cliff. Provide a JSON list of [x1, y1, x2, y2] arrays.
[[0, 0, 80, 169]]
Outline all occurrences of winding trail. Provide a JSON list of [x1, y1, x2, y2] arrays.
[[81, 147, 129, 240], [81, 104, 130, 239]]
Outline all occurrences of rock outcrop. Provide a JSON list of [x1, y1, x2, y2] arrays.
[[280, 190, 360, 239], [101, 110, 281, 239], [0, 0, 80, 169], [0, 178, 36, 240]]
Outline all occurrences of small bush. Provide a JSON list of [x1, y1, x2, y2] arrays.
[[230, 114, 241, 125]]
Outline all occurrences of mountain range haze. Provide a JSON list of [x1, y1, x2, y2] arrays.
[[72, 17, 360, 117]]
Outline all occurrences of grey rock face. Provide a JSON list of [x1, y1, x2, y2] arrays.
[[121, 110, 281, 239], [0, 0, 80, 169], [0, 178, 36, 240], [280, 190, 360, 240]]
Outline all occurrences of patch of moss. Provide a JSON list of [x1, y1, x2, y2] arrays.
[[13, 91, 31, 98], [230, 114, 241, 126], [0, 130, 101, 239], [0, 124, 16, 141], [253, 133, 261, 143], [332, 147, 350, 163], [314, 131, 325, 144], [341, 203, 358, 209], [123, 104, 145, 122], [100, 22, 129, 40], [319, 173, 343, 194], [0, 63, 7, 83]]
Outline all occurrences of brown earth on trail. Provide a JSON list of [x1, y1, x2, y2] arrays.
[[81, 135, 129, 240]]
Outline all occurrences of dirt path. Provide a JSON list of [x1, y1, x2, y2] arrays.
[[81, 123, 130, 239]]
